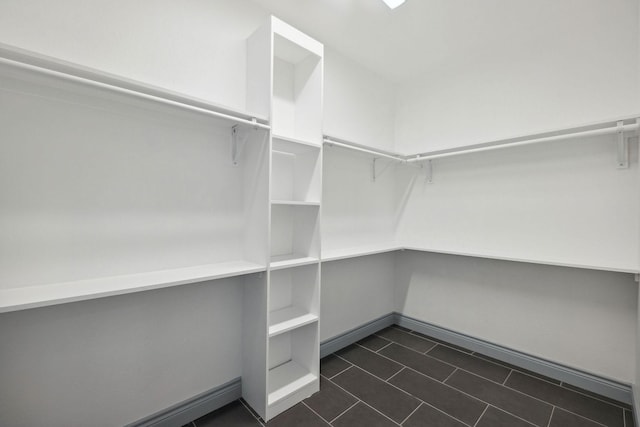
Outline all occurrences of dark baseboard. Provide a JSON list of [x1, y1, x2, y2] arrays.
[[125, 377, 241, 427]]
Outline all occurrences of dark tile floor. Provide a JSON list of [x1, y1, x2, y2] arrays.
[[184, 325, 634, 427]]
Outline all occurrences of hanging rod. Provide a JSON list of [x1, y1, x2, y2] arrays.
[[406, 120, 639, 163], [0, 46, 270, 131], [323, 136, 405, 162]]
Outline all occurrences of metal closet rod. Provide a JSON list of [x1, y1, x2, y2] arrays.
[[325, 119, 639, 163], [0, 57, 270, 131]]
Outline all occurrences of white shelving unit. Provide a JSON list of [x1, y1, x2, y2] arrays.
[[244, 16, 323, 421], [0, 44, 270, 314]]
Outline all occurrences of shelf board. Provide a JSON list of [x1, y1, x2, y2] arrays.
[[402, 245, 640, 274], [0, 260, 266, 314], [270, 255, 319, 271], [272, 134, 321, 152], [0, 43, 269, 130], [271, 200, 320, 207], [322, 243, 402, 262], [268, 360, 317, 406], [269, 307, 318, 337]]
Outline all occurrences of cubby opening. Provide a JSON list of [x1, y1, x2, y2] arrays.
[[269, 264, 319, 337], [271, 136, 321, 203], [272, 34, 322, 144], [270, 204, 319, 267], [268, 322, 319, 406]]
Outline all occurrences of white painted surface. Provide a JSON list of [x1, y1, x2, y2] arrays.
[[395, 251, 638, 383], [0, 0, 266, 112], [395, 0, 639, 152], [320, 253, 396, 341], [322, 148, 397, 254], [324, 49, 395, 151], [0, 277, 244, 427], [396, 134, 640, 272]]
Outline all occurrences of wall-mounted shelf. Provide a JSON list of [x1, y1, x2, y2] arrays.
[[269, 308, 318, 337], [0, 43, 270, 131], [272, 201, 320, 207], [322, 243, 402, 262], [270, 256, 319, 271], [0, 260, 266, 314]]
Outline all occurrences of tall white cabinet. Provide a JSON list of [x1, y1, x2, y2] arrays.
[[243, 17, 324, 421]]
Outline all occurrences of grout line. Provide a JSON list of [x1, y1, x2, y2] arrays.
[[550, 407, 609, 427], [239, 398, 265, 425], [546, 407, 555, 427], [485, 405, 539, 427], [419, 401, 476, 427], [375, 341, 393, 353], [326, 400, 359, 424], [472, 405, 489, 427], [399, 402, 423, 425], [324, 375, 402, 426], [502, 370, 513, 385], [442, 367, 458, 384], [558, 381, 631, 411], [386, 366, 406, 383], [422, 342, 438, 354], [326, 355, 354, 379], [301, 401, 334, 425]]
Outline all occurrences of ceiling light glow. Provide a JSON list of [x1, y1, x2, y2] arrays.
[[382, 0, 406, 9]]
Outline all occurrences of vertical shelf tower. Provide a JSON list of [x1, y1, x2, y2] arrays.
[[244, 16, 324, 421]]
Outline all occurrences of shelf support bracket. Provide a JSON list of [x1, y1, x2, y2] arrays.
[[617, 121, 629, 169], [231, 125, 250, 166], [372, 157, 394, 182], [424, 160, 433, 184]]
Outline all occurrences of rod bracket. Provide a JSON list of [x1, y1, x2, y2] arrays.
[[231, 125, 250, 166], [373, 157, 393, 182], [617, 121, 629, 169], [423, 160, 433, 184]]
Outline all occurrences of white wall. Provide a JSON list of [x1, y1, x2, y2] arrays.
[[322, 148, 397, 252], [396, 134, 640, 272], [320, 254, 395, 341], [395, 0, 640, 153], [323, 48, 396, 151], [0, 0, 265, 112], [396, 251, 638, 383], [0, 278, 244, 427]]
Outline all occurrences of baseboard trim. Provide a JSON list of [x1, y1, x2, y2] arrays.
[[632, 384, 639, 427], [125, 377, 242, 427], [320, 313, 396, 358], [396, 313, 633, 406]]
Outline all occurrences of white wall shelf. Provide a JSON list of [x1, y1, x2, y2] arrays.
[[0, 43, 269, 131], [270, 256, 320, 271], [0, 260, 266, 314], [273, 134, 321, 150], [269, 308, 318, 337], [322, 243, 402, 262], [267, 360, 317, 406], [271, 201, 321, 207]]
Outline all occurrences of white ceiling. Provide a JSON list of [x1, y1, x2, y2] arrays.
[[249, 0, 611, 83]]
